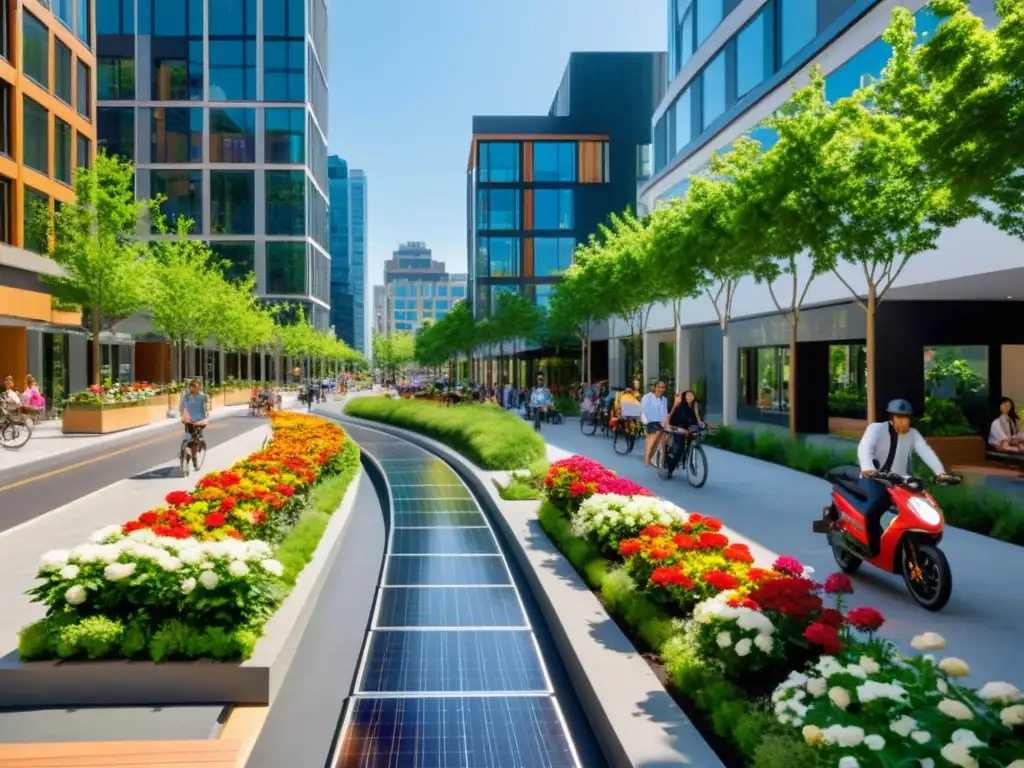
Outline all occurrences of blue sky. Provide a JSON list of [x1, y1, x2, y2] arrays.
[[327, 0, 666, 289]]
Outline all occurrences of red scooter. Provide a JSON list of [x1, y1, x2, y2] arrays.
[[813, 467, 961, 611]]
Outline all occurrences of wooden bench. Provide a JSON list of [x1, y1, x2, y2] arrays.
[[0, 739, 240, 767]]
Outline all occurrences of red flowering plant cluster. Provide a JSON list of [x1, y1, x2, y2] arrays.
[[544, 455, 653, 513], [123, 413, 350, 542]]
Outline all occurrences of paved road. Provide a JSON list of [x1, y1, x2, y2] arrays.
[[542, 421, 1024, 689], [0, 414, 270, 534]]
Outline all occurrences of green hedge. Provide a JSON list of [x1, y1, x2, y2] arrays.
[[704, 426, 1024, 546], [344, 396, 545, 470], [536, 501, 818, 768]]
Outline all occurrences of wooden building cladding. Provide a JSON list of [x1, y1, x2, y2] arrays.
[[468, 133, 610, 181], [0, 0, 97, 251]]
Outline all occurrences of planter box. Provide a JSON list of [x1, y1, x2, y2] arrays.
[[147, 393, 172, 421], [210, 392, 225, 410], [223, 388, 250, 406], [925, 435, 986, 469], [62, 404, 152, 435]]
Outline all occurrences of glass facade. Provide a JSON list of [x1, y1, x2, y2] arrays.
[[265, 170, 304, 235], [533, 189, 573, 230], [264, 0, 305, 101], [736, 9, 767, 98], [478, 142, 519, 182], [477, 188, 519, 230], [479, 237, 519, 277], [210, 171, 255, 234], [98, 107, 134, 160], [23, 98, 49, 174], [534, 237, 575, 276], [23, 11, 49, 87], [55, 40, 73, 104], [209, 241, 255, 282], [55, 118, 72, 184], [266, 241, 306, 295], [779, 0, 816, 63], [151, 107, 202, 162], [209, 108, 256, 162], [533, 142, 575, 182], [265, 108, 304, 163], [151, 170, 202, 232], [209, 0, 258, 101], [142, 0, 203, 101], [702, 51, 726, 129]]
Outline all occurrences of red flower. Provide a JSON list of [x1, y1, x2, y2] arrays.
[[252, 510, 267, 525], [697, 532, 729, 549], [640, 524, 667, 538], [749, 577, 823, 619], [728, 596, 760, 610], [847, 606, 886, 632], [703, 570, 739, 592], [818, 608, 846, 629], [824, 573, 854, 595], [123, 520, 146, 533], [218, 472, 242, 487], [205, 512, 226, 528], [138, 511, 158, 525], [648, 546, 673, 560], [569, 482, 588, 497], [619, 539, 644, 557], [747, 567, 775, 583], [803, 622, 844, 654], [219, 497, 237, 514], [773, 556, 805, 577], [650, 566, 694, 589], [165, 490, 193, 507], [225, 529, 243, 540], [723, 544, 754, 563], [672, 533, 698, 550], [689, 513, 723, 531]]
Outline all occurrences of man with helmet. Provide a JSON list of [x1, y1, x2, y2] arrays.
[[857, 398, 954, 556]]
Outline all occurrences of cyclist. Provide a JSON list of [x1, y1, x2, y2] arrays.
[[179, 378, 209, 468], [660, 389, 704, 479], [529, 374, 553, 431]]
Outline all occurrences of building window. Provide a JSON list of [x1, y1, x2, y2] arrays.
[[476, 188, 520, 230], [675, 0, 694, 71], [674, 87, 691, 155], [702, 50, 726, 129], [210, 170, 255, 234], [152, 170, 202, 232], [695, 0, 722, 46], [534, 237, 575, 276], [779, 0, 816, 64], [478, 142, 519, 182], [151, 107, 202, 163], [55, 118, 72, 184], [533, 189, 573, 230], [23, 187, 49, 253], [0, 176, 10, 243], [98, 107, 134, 160], [98, 56, 135, 100], [532, 142, 575, 182], [534, 284, 555, 309], [209, 108, 256, 162], [208, 241, 255, 282], [438, 285, 447, 297], [143, 0, 203, 100], [452, 285, 465, 298], [76, 60, 91, 119], [264, 0, 305, 102], [77, 133, 91, 169], [736, 9, 768, 98], [265, 108, 305, 163], [636, 144, 652, 180], [209, 0, 258, 101], [0, 82, 9, 157], [54, 40, 73, 104], [152, 48, 204, 100], [77, 0, 91, 44], [23, 11, 49, 87], [23, 97, 49, 174], [478, 237, 520, 277], [97, 0, 135, 34], [266, 241, 306, 294], [54, 0, 74, 28], [265, 170, 305, 235]]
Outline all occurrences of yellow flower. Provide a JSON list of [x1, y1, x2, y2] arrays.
[[802, 724, 824, 746], [938, 699, 974, 721], [939, 657, 971, 678], [911, 632, 946, 651]]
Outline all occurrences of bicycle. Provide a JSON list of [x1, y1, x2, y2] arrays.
[[0, 405, 34, 450], [179, 423, 207, 477], [612, 416, 642, 455], [659, 424, 713, 488]]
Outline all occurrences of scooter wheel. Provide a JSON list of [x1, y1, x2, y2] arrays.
[[902, 541, 952, 611], [830, 533, 862, 574]]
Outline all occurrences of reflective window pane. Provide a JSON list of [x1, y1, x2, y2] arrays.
[[77, 0, 91, 43], [97, 0, 134, 34], [209, 108, 255, 162], [534, 237, 575, 276], [264, 41, 305, 102], [695, 0, 722, 46], [23, 11, 48, 87], [673, 88, 691, 155], [23, 188, 49, 253], [22, 97, 49, 174], [209, 40, 257, 101], [55, 118, 72, 184], [265, 170, 305, 235], [532, 142, 575, 182], [77, 134, 92, 170], [152, 170, 202, 233], [534, 284, 554, 309], [736, 11, 766, 98], [533, 189, 573, 231], [54, 0, 73, 28], [151, 107, 202, 163], [266, 241, 306, 294], [480, 237, 519, 277], [55, 41, 73, 104], [210, 171, 255, 235], [476, 189, 519, 230], [265, 108, 305, 163], [77, 60, 91, 119], [98, 107, 134, 161], [702, 51, 726, 129], [780, 0, 816, 63], [209, 241, 255, 282], [98, 56, 135, 99], [478, 142, 519, 182]]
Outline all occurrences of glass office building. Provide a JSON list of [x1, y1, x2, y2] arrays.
[[95, 0, 331, 329], [328, 156, 367, 354]]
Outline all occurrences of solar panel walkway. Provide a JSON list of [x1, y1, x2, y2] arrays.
[[332, 429, 583, 768]]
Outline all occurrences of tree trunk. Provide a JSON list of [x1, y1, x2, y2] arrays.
[[90, 307, 101, 385], [865, 283, 877, 423], [721, 327, 735, 426], [788, 322, 798, 441]]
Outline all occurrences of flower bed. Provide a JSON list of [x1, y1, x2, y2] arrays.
[[537, 456, 1024, 768], [19, 413, 360, 663], [544, 455, 653, 512]]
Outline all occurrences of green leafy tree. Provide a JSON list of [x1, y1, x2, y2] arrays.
[[489, 291, 543, 380], [548, 266, 606, 384], [33, 153, 152, 384]]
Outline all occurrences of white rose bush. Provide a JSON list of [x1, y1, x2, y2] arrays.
[[571, 493, 690, 552]]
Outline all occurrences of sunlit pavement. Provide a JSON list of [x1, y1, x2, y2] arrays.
[[542, 420, 1024, 689]]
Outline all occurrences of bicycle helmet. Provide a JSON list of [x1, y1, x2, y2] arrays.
[[886, 398, 914, 417]]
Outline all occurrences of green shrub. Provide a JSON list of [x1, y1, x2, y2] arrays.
[[554, 395, 580, 416], [345, 397, 545, 469], [917, 397, 974, 437], [498, 479, 541, 501]]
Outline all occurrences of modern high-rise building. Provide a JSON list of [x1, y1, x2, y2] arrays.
[[467, 52, 665, 320], [95, 0, 332, 329], [374, 243, 467, 335], [0, 0, 96, 402], [327, 156, 368, 354]]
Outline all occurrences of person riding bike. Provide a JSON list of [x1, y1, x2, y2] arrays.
[[529, 374, 553, 431], [179, 378, 209, 468], [857, 398, 954, 556], [660, 389, 704, 479]]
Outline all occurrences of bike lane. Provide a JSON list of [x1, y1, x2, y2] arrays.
[[542, 422, 1024, 689]]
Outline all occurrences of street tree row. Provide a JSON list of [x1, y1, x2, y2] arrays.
[[32, 153, 364, 386], [548, 0, 1023, 436]]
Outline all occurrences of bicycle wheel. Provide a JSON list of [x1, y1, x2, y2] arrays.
[[192, 440, 207, 472], [613, 429, 630, 455], [179, 442, 190, 477], [1, 420, 32, 449], [687, 444, 709, 488], [582, 413, 597, 435]]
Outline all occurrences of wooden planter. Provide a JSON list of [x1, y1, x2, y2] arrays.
[[209, 392, 225, 410], [223, 388, 250, 406], [62, 404, 152, 435], [925, 435, 986, 469], [147, 393, 171, 421]]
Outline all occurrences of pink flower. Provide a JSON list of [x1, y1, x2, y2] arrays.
[[773, 556, 804, 577]]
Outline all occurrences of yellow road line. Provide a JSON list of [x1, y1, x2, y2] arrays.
[[0, 423, 231, 494]]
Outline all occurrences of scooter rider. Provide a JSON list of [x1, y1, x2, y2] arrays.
[[858, 398, 953, 556]]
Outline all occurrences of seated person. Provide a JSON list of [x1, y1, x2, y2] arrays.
[[989, 396, 1024, 453]]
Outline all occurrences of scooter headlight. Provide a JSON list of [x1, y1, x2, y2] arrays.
[[908, 496, 941, 526]]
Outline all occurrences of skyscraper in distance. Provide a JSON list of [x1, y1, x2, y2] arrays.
[[327, 156, 367, 354]]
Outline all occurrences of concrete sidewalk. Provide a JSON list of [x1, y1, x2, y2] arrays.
[[0, 423, 273, 657], [0, 395, 296, 477]]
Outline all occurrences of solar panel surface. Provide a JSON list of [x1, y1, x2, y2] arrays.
[[393, 511, 488, 528], [391, 528, 499, 555], [374, 586, 527, 628], [384, 555, 511, 586]]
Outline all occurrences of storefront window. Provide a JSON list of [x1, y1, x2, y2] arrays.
[[923, 345, 988, 430], [739, 346, 789, 417], [828, 344, 867, 419]]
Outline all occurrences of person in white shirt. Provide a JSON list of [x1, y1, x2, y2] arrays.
[[641, 381, 669, 467], [857, 398, 952, 555], [988, 397, 1024, 453]]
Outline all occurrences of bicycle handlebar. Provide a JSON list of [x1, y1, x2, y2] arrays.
[[868, 471, 961, 487]]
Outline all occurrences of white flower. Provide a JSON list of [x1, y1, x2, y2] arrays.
[[39, 550, 70, 571], [181, 577, 197, 595], [198, 570, 220, 589], [950, 729, 983, 748], [736, 610, 774, 634], [859, 655, 880, 675], [939, 657, 970, 678], [735, 638, 752, 657], [260, 559, 284, 577], [157, 555, 182, 571], [803, 566, 815, 575], [200, 561, 215, 570], [816, 655, 844, 678], [890, 715, 917, 737], [754, 633, 774, 655], [103, 562, 136, 581], [920, 760, 935, 768], [228, 560, 250, 577], [911, 632, 946, 651], [863, 734, 885, 751], [1001, 704, 1024, 728], [977, 681, 1021, 704], [59, 565, 80, 580], [937, 678, 949, 694], [911, 731, 932, 745], [940, 742, 979, 768], [821, 724, 864, 747], [844, 664, 868, 680], [857, 680, 907, 703], [838, 758, 859, 768], [828, 687, 851, 710], [716, 631, 733, 649], [88, 525, 122, 544], [801, 724, 823, 746], [806, 677, 827, 697], [245, 540, 273, 559], [72, 544, 120, 564], [179, 547, 206, 565], [64, 584, 87, 605], [126, 528, 158, 545], [938, 699, 974, 721]]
